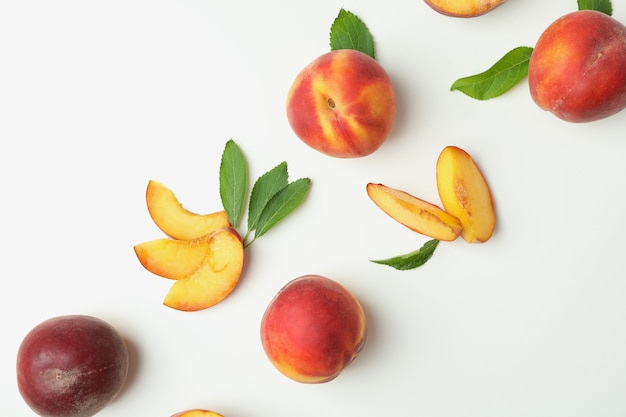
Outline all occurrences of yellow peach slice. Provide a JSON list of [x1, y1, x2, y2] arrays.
[[171, 410, 224, 417], [146, 180, 231, 240], [436, 146, 496, 243], [133, 237, 211, 279], [163, 228, 244, 311], [366, 183, 463, 241]]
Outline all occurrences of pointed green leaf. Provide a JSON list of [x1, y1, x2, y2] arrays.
[[219, 139, 247, 228], [329, 8, 376, 59], [248, 161, 289, 231], [253, 178, 311, 240], [451, 46, 534, 100], [578, 0, 612, 15], [371, 239, 439, 271]]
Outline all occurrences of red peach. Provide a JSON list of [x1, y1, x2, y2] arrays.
[[528, 10, 626, 122], [260, 275, 367, 383], [286, 49, 396, 158]]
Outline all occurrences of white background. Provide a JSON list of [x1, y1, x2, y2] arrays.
[[2, 1, 626, 416]]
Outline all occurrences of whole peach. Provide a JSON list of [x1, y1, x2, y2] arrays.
[[16, 315, 129, 417], [528, 10, 626, 122], [260, 275, 367, 383], [286, 49, 396, 158]]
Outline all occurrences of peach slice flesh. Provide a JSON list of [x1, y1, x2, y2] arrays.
[[424, 0, 505, 17], [146, 180, 231, 240], [163, 228, 244, 311], [366, 183, 463, 241], [134, 237, 213, 279], [436, 146, 495, 243], [171, 410, 224, 417]]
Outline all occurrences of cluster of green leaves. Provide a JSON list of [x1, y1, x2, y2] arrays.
[[451, 0, 613, 100], [219, 140, 311, 248], [329, 8, 376, 59]]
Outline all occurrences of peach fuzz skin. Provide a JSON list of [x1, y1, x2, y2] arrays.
[[260, 275, 367, 383], [528, 10, 626, 123], [286, 49, 396, 158]]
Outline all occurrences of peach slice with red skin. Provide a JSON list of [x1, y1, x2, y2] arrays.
[[424, 0, 505, 17], [367, 183, 463, 241], [171, 410, 224, 417], [436, 146, 496, 243], [146, 180, 231, 240]]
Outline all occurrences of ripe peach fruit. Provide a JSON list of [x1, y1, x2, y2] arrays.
[[260, 275, 367, 383], [424, 0, 505, 17], [528, 10, 626, 122], [16, 315, 129, 417], [286, 49, 396, 158]]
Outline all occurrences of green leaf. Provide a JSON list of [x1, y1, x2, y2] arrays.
[[577, 0, 612, 15], [371, 239, 440, 271], [329, 8, 376, 59], [219, 139, 248, 228], [451, 46, 534, 100], [248, 161, 289, 232], [252, 178, 311, 242]]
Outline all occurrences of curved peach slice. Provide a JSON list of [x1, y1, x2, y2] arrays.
[[133, 237, 210, 279], [171, 410, 224, 417], [163, 228, 244, 311], [367, 183, 462, 241], [146, 180, 231, 240], [424, 0, 505, 17], [436, 146, 496, 243]]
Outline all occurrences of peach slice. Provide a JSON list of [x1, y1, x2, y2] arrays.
[[424, 0, 505, 17], [171, 410, 224, 417], [436, 146, 495, 243], [146, 180, 231, 240], [134, 237, 212, 279], [163, 228, 244, 311], [367, 183, 463, 241]]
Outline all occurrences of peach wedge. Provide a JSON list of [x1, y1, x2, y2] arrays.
[[171, 410, 224, 417], [436, 146, 496, 243], [134, 237, 214, 279], [135, 228, 244, 311], [146, 180, 231, 240], [163, 228, 244, 311], [366, 183, 463, 241]]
